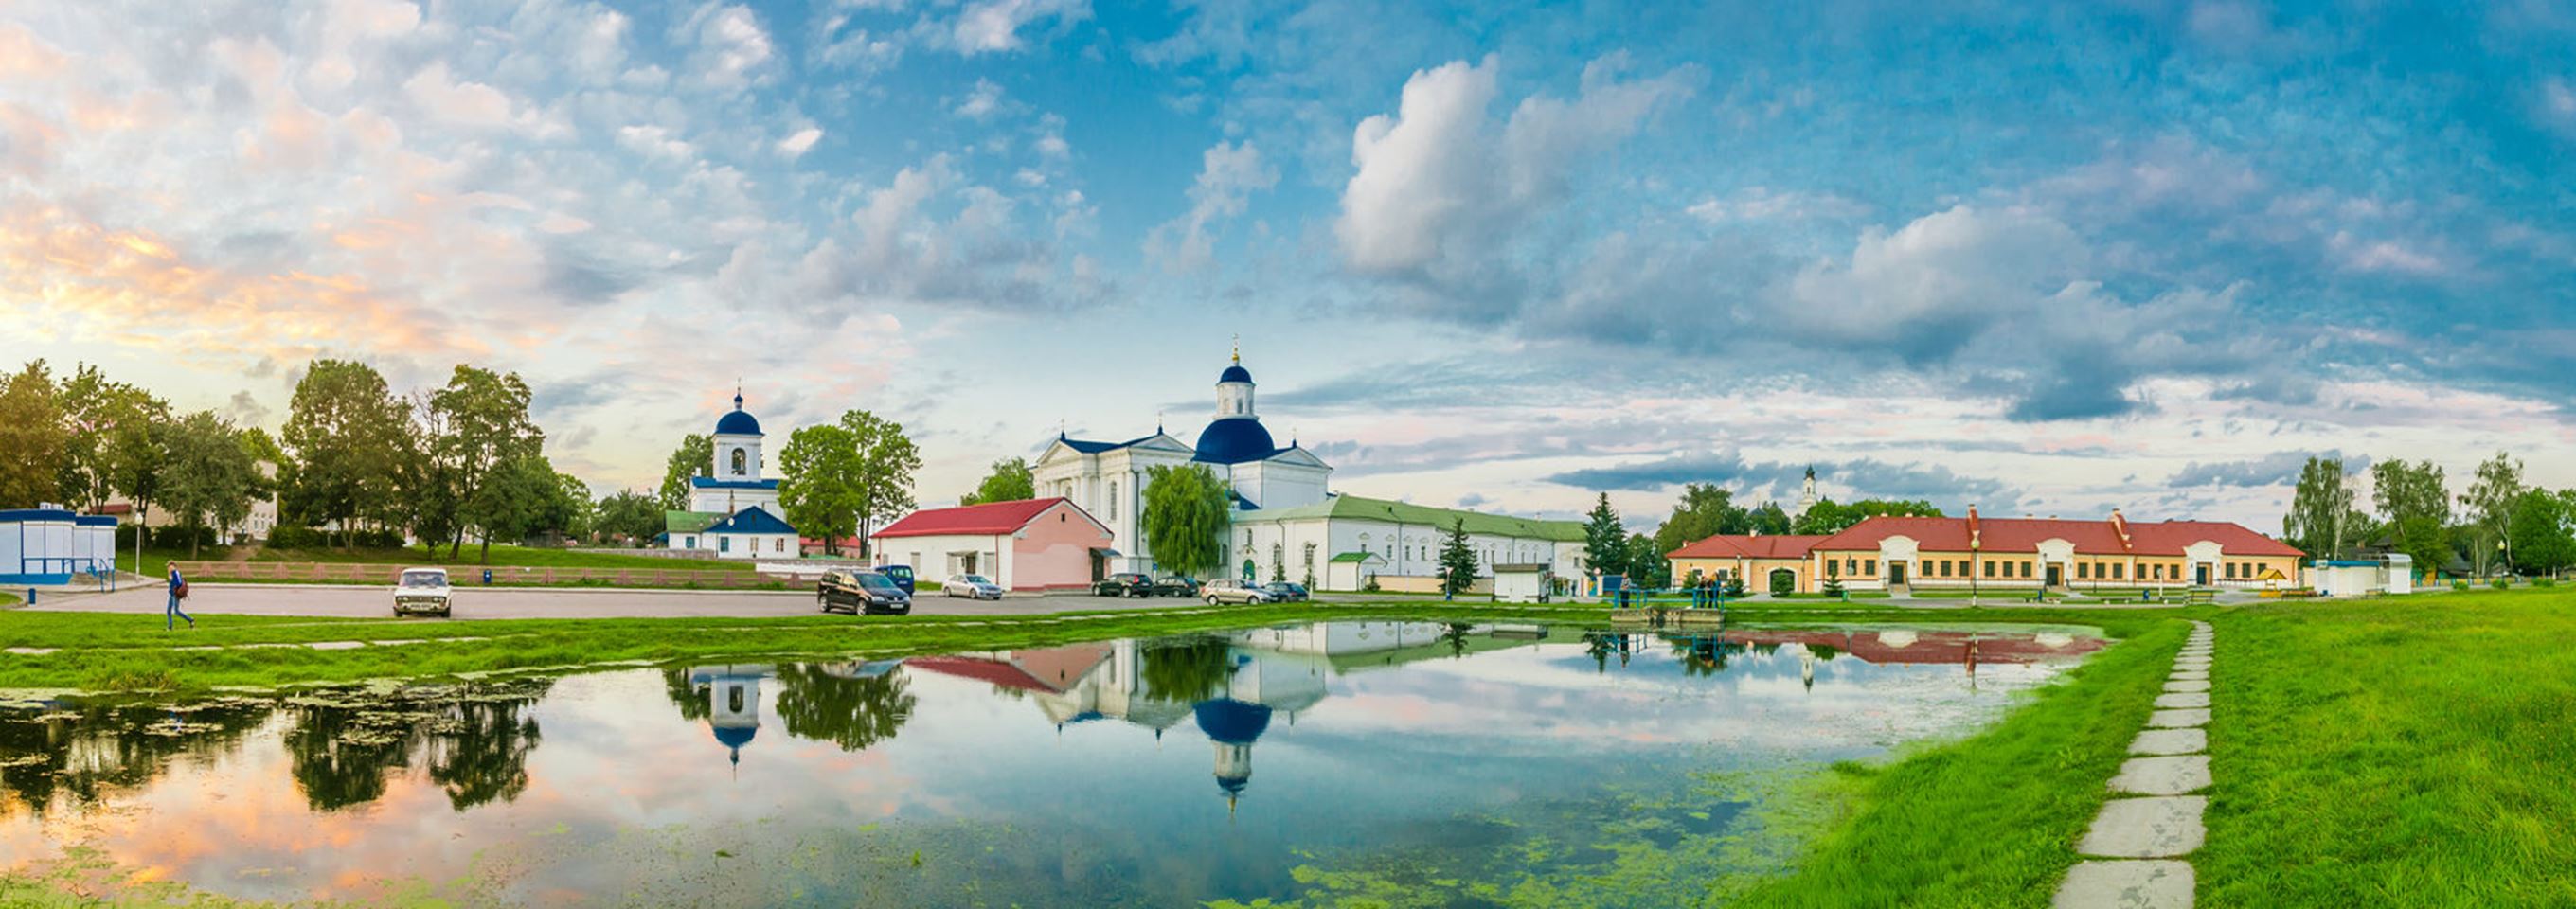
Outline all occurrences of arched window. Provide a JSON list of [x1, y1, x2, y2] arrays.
[[730, 448, 747, 474]]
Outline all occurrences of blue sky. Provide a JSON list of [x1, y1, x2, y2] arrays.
[[2, 0, 2569, 529]]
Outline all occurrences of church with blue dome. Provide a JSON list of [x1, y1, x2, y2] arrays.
[[664, 391, 802, 560]]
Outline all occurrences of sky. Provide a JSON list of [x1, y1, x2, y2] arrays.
[[2, 0, 2571, 532]]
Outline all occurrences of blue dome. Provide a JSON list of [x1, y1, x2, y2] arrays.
[[1219, 364, 1253, 383], [1193, 698, 1274, 745], [712, 723, 758, 748], [1193, 418, 1277, 464], [714, 395, 762, 436]]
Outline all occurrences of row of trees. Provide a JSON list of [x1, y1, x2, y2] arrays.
[[1579, 484, 1944, 588], [2285, 453, 2576, 578], [651, 411, 926, 558], [0, 361, 281, 556]]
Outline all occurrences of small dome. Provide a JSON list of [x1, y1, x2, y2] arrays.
[[711, 723, 758, 749], [1219, 364, 1253, 383], [1193, 418, 1277, 464], [714, 396, 762, 436], [1192, 698, 1274, 745]]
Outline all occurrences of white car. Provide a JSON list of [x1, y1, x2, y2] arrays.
[[942, 574, 1004, 600], [1202, 579, 1274, 605], [394, 567, 453, 617]]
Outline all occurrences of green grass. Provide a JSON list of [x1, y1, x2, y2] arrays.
[[248, 544, 754, 571], [0, 591, 17, 607], [2197, 588, 2576, 906]]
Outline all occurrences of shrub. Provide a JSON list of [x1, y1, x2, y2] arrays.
[[1822, 578, 1846, 597], [1722, 576, 1747, 599], [1768, 571, 1797, 597], [1362, 574, 1380, 593], [2492, 577, 2512, 591], [2452, 579, 2471, 592], [266, 526, 329, 549], [2536, 578, 2557, 589]]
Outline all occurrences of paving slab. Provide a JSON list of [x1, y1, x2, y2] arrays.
[[2171, 669, 2208, 681], [2163, 680, 2210, 693], [2130, 728, 2207, 756], [2079, 796, 2207, 858], [2174, 658, 2211, 670], [2109, 755, 2212, 795], [2155, 692, 2212, 709], [2149, 708, 2211, 728], [2178, 646, 2211, 655], [2054, 860, 2195, 909]]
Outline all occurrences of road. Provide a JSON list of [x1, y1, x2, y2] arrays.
[[20, 583, 1201, 621]]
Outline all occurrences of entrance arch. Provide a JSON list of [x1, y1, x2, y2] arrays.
[[1767, 568, 1797, 596]]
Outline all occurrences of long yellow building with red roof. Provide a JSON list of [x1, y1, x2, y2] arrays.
[[1670, 508, 2304, 594]]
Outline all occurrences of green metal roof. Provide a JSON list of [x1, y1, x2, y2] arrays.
[[1328, 551, 1381, 563], [1246, 495, 1585, 542], [665, 510, 724, 534]]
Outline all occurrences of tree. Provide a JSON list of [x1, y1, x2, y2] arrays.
[[1651, 484, 1745, 556], [1792, 498, 1942, 535], [2370, 459, 2452, 579], [842, 411, 922, 558], [2285, 456, 2370, 561], [1438, 518, 1478, 597], [159, 412, 268, 556], [1583, 493, 1627, 581], [960, 456, 1035, 506], [1140, 464, 1229, 579], [0, 361, 68, 508], [1623, 531, 1668, 588], [463, 454, 561, 558], [2460, 452, 2525, 577], [656, 433, 713, 511], [553, 472, 594, 542], [778, 423, 861, 554], [594, 490, 665, 545], [433, 366, 544, 559], [280, 360, 412, 548], [2505, 490, 2574, 578], [103, 387, 175, 536], [52, 364, 159, 512]]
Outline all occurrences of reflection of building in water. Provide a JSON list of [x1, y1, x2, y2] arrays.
[[686, 665, 777, 768], [906, 622, 1547, 811]]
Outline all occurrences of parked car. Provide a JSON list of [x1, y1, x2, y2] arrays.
[[394, 567, 453, 617], [876, 564, 917, 593], [1153, 576, 1203, 597], [942, 574, 1004, 600], [1093, 572, 1154, 597], [1202, 579, 1274, 605], [1261, 581, 1309, 602], [818, 569, 912, 615]]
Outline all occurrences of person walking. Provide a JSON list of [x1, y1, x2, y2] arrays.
[[166, 564, 194, 631]]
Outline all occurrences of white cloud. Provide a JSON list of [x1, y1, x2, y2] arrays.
[[1147, 139, 1277, 273], [777, 127, 823, 159], [679, 3, 774, 90], [615, 124, 695, 160], [954, 79, 1005, 119], [946, 0, 1088, 55], [402, 62, 513, 126], [1687, 187, 1869, 223]]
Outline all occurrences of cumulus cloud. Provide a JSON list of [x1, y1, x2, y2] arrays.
[[1146, 139, 1276, 273], [2166, 450, 2368, 488], [1546, 451, 2021, 512], [944, 0, 1089, 54], [954, 79, 1006, 119], [402, 62, 513, 127], [777, 126, 823, 159], [679, 3, 774, 90]]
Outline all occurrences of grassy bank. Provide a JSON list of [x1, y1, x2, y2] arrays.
[[250, 544, 753, 571], [2198, 588, 2576, 906]]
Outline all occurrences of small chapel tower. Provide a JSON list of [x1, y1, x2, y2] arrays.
[[712, 390, 765, 482], [1216, 339, 1256, 419], [1796, 465, 1819, 516]]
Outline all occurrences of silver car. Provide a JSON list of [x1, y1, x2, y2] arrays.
[[941, 574, 1004, 600], [394, 567, 453, 617], [1202, 579, 1273, 605]]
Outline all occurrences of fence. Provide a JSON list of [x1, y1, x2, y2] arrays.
[[170, 561, 808, 589]]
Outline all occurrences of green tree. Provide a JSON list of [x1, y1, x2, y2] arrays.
[[0, 361, 68, 508], [2505, 490, 2574, 577], [103, 388, 175, 536], [432, 366, 544, 559], [463, 454, 563, 558], [1438, 518, 1479, 597], [1583, 493, 1627, 581], [280, 360, 412, 548], [2460, 452, 2525, 577], [2284, 456, 2370, 561], [158, 411, 266, 557], [1747, 501, 1793, 536], [841, 411, 921, 557], [1624, 531, 1668, 588], [1651, 483, 1744, 556], [51, 364, 159, 511], [1140, 464, 1229, 579], [594, 490, 665, 544], [553, 472, 594, 542], [960, 456, 1036, 506], [656, 433, 713, 511], [778, 423, 861, 554], [1792, 497, 1942, 535], [2370, 459, 2452, 579]]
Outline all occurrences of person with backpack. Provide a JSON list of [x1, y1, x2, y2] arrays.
[[166, 564, 193, 631]]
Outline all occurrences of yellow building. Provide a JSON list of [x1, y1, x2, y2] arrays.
[[1673, 509, 2304, 594]]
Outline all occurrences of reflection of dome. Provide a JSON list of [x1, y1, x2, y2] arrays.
[[1219, 364, 1253, 383], [1216, 772, 1250, 794], [1193, 419, 1277, 464], [1193, 698, 1274, 745], [712, 724, 759, 749], [715, 394, 762, 436]]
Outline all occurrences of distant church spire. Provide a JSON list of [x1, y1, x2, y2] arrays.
[[1231, 333, 1241, 365]]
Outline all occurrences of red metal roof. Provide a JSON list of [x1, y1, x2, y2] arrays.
[[1667, 534, 1834, 560], [871, 497, 1072, 539], [1812, 513, 2301, 557]]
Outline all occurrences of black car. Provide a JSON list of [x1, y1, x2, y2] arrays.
[[1261, 581, 1310, 602], [1152, 576, 1203, 597], [819, 570, 912, 615], [1094, 572, 1154, 597]]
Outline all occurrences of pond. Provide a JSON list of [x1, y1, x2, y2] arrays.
[[0, 621, 2108, 907]]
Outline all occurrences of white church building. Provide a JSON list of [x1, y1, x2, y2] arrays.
[[665, 392, 800, 559], [1032, 351, 1585, 591]]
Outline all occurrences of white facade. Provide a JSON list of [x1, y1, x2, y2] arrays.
[[669, 528, 797, 560], [874, 534, 1009, 586], [1225, 509, 1583, 590]]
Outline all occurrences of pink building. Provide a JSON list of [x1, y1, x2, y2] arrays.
[[870, 498, 1117, 592]]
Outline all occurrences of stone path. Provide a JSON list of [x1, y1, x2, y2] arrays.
[[2055, 620, 2213, 909]]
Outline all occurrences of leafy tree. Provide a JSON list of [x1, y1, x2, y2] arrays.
[[280, 360, 412, 548], [103, 388, 174, 534], [1650, 484, 1744, 556], [1438, 518, 1478, 597], [841, 411, 922, 557], [778, 423, 861, 554], [553, 472, 594, 542], [464, 454, 564, 558], [656, 433, 713, 511], [1623, 531, 1668, 588], [158, 411, 266, 557], [1583, 493, 1627, 581], [960, 456, 1035, 506], [0, 361, 68, 508], [2460, 452, 2525, 577], [2370, 459, 2452, 579], [51, 364, 161, 511], [2284, 456, 2370, 561], [1140, 464, 1230, 579], [2505, 490, 2574, 577], [1791, 498, 1943, 535], [1746, 502, 1793, 536], [1821, 575, 1845, 597], [775, 664, 918, 753], [594, 490, 665, 545], [432, 366, 544, 559]]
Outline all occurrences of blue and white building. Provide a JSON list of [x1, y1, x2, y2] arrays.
[[0, 507, 118, 585], [666, 393, 799, 559]]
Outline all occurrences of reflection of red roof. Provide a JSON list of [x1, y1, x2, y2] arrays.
[[873, 498, 1073, 539], [1712, 628, 2109, 665], [903, 644, 1111, 694], [1668, 534, 1832, 560], [1813, 514, 2299, 557]]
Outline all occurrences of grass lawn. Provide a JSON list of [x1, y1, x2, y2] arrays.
[[249, 544, 754, 571], [2197, 588, 2576, 906]]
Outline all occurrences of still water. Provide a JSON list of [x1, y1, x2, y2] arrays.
[[0, 621, 2106, 907]]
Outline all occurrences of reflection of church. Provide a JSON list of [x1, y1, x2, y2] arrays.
[[687, 665, 774, 768]]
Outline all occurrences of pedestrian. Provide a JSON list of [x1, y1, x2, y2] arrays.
[[166, 564, 194, 631]]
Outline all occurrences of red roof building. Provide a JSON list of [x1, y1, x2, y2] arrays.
[[869, 498, 1116, 592], [1666, 508, 2302, 594]]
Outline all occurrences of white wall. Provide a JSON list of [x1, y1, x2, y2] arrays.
[[873, 533, 1007, 584]]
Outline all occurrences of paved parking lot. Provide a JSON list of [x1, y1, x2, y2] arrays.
[[21, 583, 1203, 621]]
